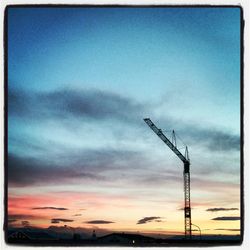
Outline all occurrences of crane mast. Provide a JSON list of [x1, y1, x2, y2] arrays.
[[143, 118, 192, 239]]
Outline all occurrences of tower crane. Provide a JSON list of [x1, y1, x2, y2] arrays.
[[143, 118, 192, 239]]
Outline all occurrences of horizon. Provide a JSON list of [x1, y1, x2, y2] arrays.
[[7, 6, 241, 242], [8, 225, 240, 239]]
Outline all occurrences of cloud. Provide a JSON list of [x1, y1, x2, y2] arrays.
[[85, 220, 114, 224], [8, 214, 46, 227], [156, 117, 240, 152], [8, 153, 105, 187], [211, 216, 240, 221], [139, 173, 182, 186], [21, 221, 30, 227], [9, 87, 145, 123], [137, 216, 162, 224], [215, 228, 240, 231], [8, 87, 31, 116], [178, 208, 184, 211], [8, 219, 18, 224], [44, 89, 144, 122], [8, 87, 240, 191], [8, 214, 43, 220], [32, 207, 68, 211], [9, 87, 239, 155], [191, 127, 240, 152], [8, 148, 142, 187], [51, 218, 74, 224], [206, 208, 239, 212], [133, 170, 239, 198], [73, 214, 82, 216]]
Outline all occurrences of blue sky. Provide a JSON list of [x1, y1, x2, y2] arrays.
[[8, 7, 241, 235], [8, 7, 240, 129]]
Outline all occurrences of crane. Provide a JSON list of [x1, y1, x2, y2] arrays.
[[143, 118, 192, 239]]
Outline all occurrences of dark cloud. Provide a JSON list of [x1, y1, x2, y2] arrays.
[[9, 87, 239, 154], [206, 208, 239, 212], [8, 148, 141, 187], [8, 87, 240, 191], [51, 218, 74, 224], [140, 173, 182, 186], [154, 117, 240, 152], [155, 220, 162, 222], [9, 87, 144, 123], [137, 216, 162, 224], [191, 127, 240, 152], [8, 153, 104, 187], [8, 87, 31, 116], [8, 214, 42, 220], [43, 89, 144, 122], [85, 220, 114, 224], [211, 216, 240, 221], [32, 207, 68, 211], [21, 221, 30, 227], [8, 214, 45, 227], [73, 214, 82, 216], [8, 219, 18, 224], [135, 169, 239, 195], [130, 172, 186, 191], [215, 228, 240, 231], [177, 207, 196, 211]]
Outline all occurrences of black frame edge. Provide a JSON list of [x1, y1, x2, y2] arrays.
[[3, 4, 244, 246]]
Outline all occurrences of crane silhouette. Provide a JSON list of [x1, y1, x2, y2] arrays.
[[144, 118, 192, 239]]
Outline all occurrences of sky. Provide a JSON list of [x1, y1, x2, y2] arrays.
[[7, 7, 241, 237]]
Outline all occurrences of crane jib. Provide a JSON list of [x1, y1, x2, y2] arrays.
[[143, 118, 188, 164]]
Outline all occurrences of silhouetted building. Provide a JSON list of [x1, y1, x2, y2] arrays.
[[97, 233, 154, 244], [90, 230, 97, 240], [8, 230, 54, 241], [73, 233, 81, 240], [8, 231, 30, 240]]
